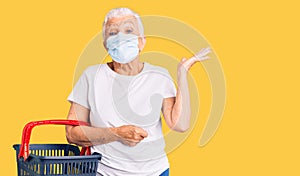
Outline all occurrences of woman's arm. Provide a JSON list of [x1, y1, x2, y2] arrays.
[[162, 47, 211, 132], [66, 102, 148, 147], [161, 69, 191, 132]]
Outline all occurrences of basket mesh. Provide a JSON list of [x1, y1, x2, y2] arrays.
[[13, 144, 101, 176]]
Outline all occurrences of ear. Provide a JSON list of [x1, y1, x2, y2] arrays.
[[138, 36, 146, 52]]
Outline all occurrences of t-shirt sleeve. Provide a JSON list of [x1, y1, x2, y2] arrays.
[[161, 70, 177, 98], [67, 70, 90, 109]]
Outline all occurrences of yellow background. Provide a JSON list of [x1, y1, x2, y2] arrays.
[[1, 0, 299, 175]]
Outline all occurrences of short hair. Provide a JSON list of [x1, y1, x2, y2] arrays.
[[102, 7, 144, 40]]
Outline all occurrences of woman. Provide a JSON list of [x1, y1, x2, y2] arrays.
[[66, 7, 210, 176]]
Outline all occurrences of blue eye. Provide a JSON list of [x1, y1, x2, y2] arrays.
[[125, 29, 133, 33], [109, 32, 117, 36]]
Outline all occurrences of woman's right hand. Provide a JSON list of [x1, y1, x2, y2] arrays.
[[109, 125, 148, 147]]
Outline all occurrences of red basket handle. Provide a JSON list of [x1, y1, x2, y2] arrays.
[[18, 120, 91, 161]]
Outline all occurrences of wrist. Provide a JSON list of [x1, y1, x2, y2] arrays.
[[108, 127, 120, 141]]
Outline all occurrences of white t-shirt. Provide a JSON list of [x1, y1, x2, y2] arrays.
[[67, 62, 177, 176]]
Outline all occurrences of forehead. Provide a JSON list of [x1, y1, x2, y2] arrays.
[[106, 15, 138, 28]]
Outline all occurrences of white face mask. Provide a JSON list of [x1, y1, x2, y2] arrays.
[[106, 32, 140, 64]]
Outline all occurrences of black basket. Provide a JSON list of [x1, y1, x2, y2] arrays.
[[13, 144, 101, 176], [13, 120, 101, 176]]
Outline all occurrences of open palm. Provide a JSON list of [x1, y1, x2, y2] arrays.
[[178, 47, 211, 72]]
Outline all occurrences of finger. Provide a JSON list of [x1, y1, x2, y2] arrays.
[[181, 58, 187, 62], [134, 127, 148, 138], [128, 142, 138, 147], [196, 47, 211, 57], [198, 47, 206, 53], [124, 136, 141, 143], [132, 133, 145, 140], [196, 49, 211, 58], [122, 140, 139, 147], [187, 48, 210, 63], [128, 138, 142, 143], [199, 47, 211, 54], [138, 130, 148, 138]]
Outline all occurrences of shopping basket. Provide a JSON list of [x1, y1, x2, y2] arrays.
[[13, 120, 102, 176]]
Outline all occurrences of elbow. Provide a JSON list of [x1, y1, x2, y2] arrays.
[[170, 114, 191, 132], [174, 125, 190, 133], [66, 126, 75, 144], [170, 109, 191, 132], [65, 126, 80, 145], [65, 126, 91, 147], [171, 123, 190, 133], [66, 134, 74, 144]]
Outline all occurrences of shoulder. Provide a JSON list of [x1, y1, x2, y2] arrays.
[[83, 64, 102, 75], [81, 64, 110, 77], [76, 64, 106, 82]]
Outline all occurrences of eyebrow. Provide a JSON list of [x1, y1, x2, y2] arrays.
[[106, 24, 118, 33], [122, 21, 135, 28], [105, 18, 138, 36], [107, 23, 118, 28]]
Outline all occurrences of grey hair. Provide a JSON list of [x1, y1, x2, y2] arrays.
[[102, 7, 144, 40]]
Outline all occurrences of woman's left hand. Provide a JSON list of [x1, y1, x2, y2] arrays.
[[163, 47, 211, 132], [178, 47, 211, 75]]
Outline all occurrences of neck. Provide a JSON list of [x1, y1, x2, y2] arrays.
[[110, 59, 144, 76]]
